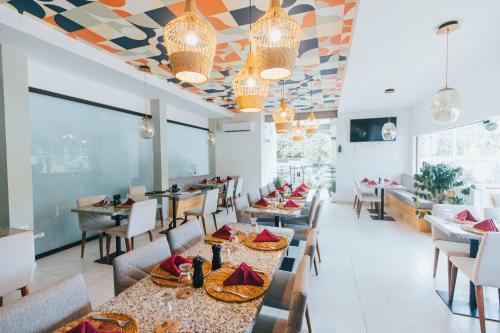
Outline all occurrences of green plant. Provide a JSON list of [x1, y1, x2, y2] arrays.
[[273, 176, 283, 188]]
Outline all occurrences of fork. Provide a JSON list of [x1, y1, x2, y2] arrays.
[[91, 314, 130, 328]]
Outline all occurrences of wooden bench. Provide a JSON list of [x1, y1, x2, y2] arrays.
[[385, 192, 432, 233]]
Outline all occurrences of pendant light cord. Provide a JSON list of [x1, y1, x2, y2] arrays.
[[144, 70, 148, 117]]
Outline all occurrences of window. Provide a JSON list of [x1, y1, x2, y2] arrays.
[[416, 116, 500, 185]]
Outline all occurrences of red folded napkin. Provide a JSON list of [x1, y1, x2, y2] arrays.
[[277, 186, 286, 192], [474, 219, 498, 232], [223, 262, 264, 287], [200, 179, 208, 184], [216, 179, 224, 184], [254, 229, 279, 242], [284, 200, 300, 208], [384, 178, 391, 183], [267, 190, 277, 197], [361, 178, 370, 183], [298, 183, 309, 190], [226, 176, 233, 180], [254, 198, 269, 206], [456, 210, 478, 222], [366, 180, 378, 186], [160, 255, 192, 275], [390, 181, 399, 186], [212, 225, 233, 240], [290, 191, 303, 198], [67, 321, 119, 333], [118, 198, 135, 207]]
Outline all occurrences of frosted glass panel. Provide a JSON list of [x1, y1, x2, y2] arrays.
[[167, 122, 209, 179], [30, 92, 153, 255]]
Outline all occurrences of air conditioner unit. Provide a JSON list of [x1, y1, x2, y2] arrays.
[[221, 122, 254, 133]]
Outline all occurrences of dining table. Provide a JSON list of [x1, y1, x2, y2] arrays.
[[424, 214, 500, 321], [88, 223, 294, 333], [244, 200, 303, 227], [359, 180, 405, 221]]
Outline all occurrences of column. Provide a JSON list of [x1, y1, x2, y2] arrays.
[[150, 99, 168, 216]]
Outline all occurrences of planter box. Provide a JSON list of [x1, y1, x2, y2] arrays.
[[385, 192, 431, 233]]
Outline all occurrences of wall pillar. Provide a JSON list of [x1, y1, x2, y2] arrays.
[[151, 99, 168, 215]]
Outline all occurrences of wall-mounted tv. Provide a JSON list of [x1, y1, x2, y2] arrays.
[[350, 117, 397, 142]]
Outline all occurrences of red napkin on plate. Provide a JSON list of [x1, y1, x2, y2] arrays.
[[277, 186, 286, 192], [254, 198, 269, 206], [366, 180, 378, 186], [361, 178, 370, 183], [267, 190, 277, 197], [200, 179, 208, 184], [384, 178, 391, 183], [118, 198, 135, 207], [284, 200, 300, 208], [456, 210, 478, 222], [474, 219, 498, 232], [216, 179, 224, 184], [223, 263, 264, 287], [212, 225, 233, 240], [290, 191, 304, 198], [67, 321, 119, 333], [283, 183, 290, 188], [390, 181, 399, 186], [160, 255, 192, 275], [227, 176, 233, 180], [254, 229, 279, 242]]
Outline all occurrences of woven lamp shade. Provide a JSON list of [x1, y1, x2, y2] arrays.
[[250, 0, 302, 80], [304, 112, 319, 136], [292, 120, 304, 141], [233, 54, 269, 112], [163, 0, 216, 84], [272, 98, 294, 134]]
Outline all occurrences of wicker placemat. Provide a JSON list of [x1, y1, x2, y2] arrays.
[[204, 231, 247, 244], [285, 195, 305, 200], [243, 234, 288, 251], [276, 204, 303, 210], [251, 204, 270, 209], [53, 312, 137, 333], [151, 258, 212, 287], [204, 266, 270, 303]]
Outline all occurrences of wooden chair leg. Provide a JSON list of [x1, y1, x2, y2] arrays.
[[447, 259, 452, 296], [20, 286, 29, 297], [80, 231, 87, 258], [0, 296, 3, 307], [313, 257, 319, 276], [212, 213, 218, 230], [159, 207, 164, 228], [105, 235, 111, 263], [449, 264, 458, 304], [125, 238, 131, 252], [98, 233, 104, 259], [225, 198, 229, 214], [201, 216, 207, 235], [148, 230, 154, 242], [231, 197, 235, 211], [316, 240, 322, 263], [357, 201, 363, 218], [131, 237, 135, 250], [476, 285, 486, 333], [305, 305, 312, 333], [184, 214, 188, 223], [353, 196, 357, 209], [432, 247, 440, 278]]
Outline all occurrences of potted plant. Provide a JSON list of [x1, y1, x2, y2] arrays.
[[273, 177, 283, 189]]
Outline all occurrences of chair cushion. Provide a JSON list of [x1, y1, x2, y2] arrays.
[[184, 207, 203, 217], [387, 189, 434, 210], [434, 240, 470, 257], [251, 314, 288, 333], [449, 256, 475, 282], [263, 271, 294, 310], [105, 224, 128, 238]]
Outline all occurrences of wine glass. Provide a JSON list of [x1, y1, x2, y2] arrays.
[[250, 218, 259, 234], [176, 263, 193, 299], [228, 230, 239, 253]]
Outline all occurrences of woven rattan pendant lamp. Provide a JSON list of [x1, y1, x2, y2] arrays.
[[304, 80, 319, 137], [232, 0, 269, 112], [272, 80, 295, 134], [163, 0, 216, 84], [250, 0, 301, 81]]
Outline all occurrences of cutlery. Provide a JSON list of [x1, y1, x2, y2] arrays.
[[151, 274, 179, 282], [211, 283, 248, 298], [91, 315, 130, 328]]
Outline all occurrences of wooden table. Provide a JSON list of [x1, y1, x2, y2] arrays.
[[93, 223, 294, 333], [359, 181, 405, 221], [147, 190, 204, 230], [425, 214, 500, 321], [245, 203, 302, 227]]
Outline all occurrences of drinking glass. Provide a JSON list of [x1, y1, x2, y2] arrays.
[[155, 289, 175, 324], [228, 230, 239, 252], [250, 218, 259, 234], [176, 263, 193, 299]]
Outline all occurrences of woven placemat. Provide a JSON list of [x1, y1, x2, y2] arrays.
[[251, 204, 270, 209], [204, 266, 270, 303], [276, 204, 303, 211], [151, 258, 211, 287], [53, 312, 137, 333], [243, 234, 288, 251], [285, 195, 305, 200], [204, 231, 247, 244]]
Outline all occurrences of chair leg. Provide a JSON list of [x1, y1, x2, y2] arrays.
[[353, 195, 357, 209], [105, 235, 111, 263], [80, 231, 87, 258], [316, 240, 322, 263], [313, 257, 319, 276], [131, 237, 135, 250], [357, 201, 363, 218], [20, 286, 29, 297], [201, 216, 207, 235], [226, 198, 229, 214], [449, 264, 458, 304], [305, 305, 312, 333], [125, 238, 131, 252], [212, 213, 218, 230], [159, 207, 164, 228], [0, 296, 2, 307], [476, 285, 486, 333], [184, 214, 188, 223], [447, 259, 452, 296], [148, 230, 154, 242], [231, 197, 235, 211], [432, 247, 440, 278], [98, 233, 104, 259]]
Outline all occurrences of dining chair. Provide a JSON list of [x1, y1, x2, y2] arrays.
[[184, 188, 219, 235], [234, 196, 252, 223], [254, 255, 311, 333], [267, 182, 276, 193], [355, 182, 380, 218], [247, 190, 261, 205], [113, 237, 171, 295], [166, 219, 204, 254], [431, 204, 480, 279], [0, 274, 92, 333], [259, 185, 270, 197], [483, 207, 500, 221], [105, 199, 158, 262], [282, 191, 319, 226], [0, 231, 34, 306], [77, 195, 116, 259], [234, 177, 243, 198], [128, 185, 164, 228], [449, 232, 500, 333], [219, 179, 235, 214]]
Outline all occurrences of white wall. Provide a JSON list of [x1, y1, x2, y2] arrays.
[[336, 109, 412, 202], [261, 122, 277, 185]]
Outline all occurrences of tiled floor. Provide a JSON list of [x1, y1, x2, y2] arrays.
[[4, 201, 500, 333]]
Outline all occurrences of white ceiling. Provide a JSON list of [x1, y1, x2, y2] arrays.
[[340, 0, 500, 113]]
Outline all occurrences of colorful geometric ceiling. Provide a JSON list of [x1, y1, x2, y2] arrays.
[[2, 0, 358, 113]]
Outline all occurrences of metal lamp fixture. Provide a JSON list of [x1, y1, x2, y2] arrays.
[[382, 88, 396, 141], [163, 0, 216, 84], [431, 20, 461, 123], [138, 65, 154, 139], [272, 80, 295, 134], [304, 80, 319, 137], [207, 130, 216, 145], [250, 0, 302, 80]]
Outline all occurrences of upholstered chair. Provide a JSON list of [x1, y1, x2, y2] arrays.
[[167, 219, 204, 254], [77, 195, 116, 258], [220, 179, 235, 214], [113, 237, 171, 295], [282, 191, 319, 226], [235, 196, 252, 224], [354, 182, 380, 218], [288, 202, 323, 263], [247, 190, 261, 205], [0, 274, 91, 333], [259, 185, 269, 197], [128, 185, 164, 227], [184, 188, 219, 234], [234, 177, 243, 198]]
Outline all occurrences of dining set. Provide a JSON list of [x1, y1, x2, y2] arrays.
[[353, 177, 403, 221]]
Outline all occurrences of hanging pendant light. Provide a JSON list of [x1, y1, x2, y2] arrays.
[[138, 65, 154, 139], [431, 21, 461, 123], [233, 1, 269, 112], [272, 80, 295, 134], [304, 80, 319, 137], [292, 87, 304, 141], [163, 0, 216, 84], [207, 130, 215, 145], [381, 88, 396, 141], [250, 0, 302, 80]]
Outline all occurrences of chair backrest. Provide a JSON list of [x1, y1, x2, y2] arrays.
[[167, 219, 204, 254], [311, 200, 324, 229], [77, 195, 110, 230], [306, 194, 319, 225], [247, 190, 261, 205], [235, 196, 252, 223], [225, 179, 235, 199], [0, 274, 92, 333], [473, 232, 500, 288], [259, 186, 269, 197], [0, 231, 34, 297], [235, 177, 243, 197], [202, 188, 219, 215], [286, 255, 310, 333], [267, 182, 276, 192], [483, 207, 500, 222], [128, 185, 147, 201], [304, 228, 317, 264], [113, 237, 170, 295], [126, 199, 157, 238]]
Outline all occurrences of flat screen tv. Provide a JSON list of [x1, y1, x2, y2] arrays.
[[350, 117, 397, 142]]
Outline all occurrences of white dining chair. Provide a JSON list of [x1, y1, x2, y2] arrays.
[[105, 199, 157, 262], [128, 185, 164, 227], [234, 177, 243, 198], [218, 179, 235, 214], [288, 201, 324, 264], [449, 232, 500, 333], [167, 219, 204, 254], [355, 182, 380, 218], [247, 190, 261, 205], [282, 191, 319, 226], [0, 231, 34, 306], [184, 188, 219, 235], [77, 195, 116, 259], [234, 196, 252, 224], [259, 185, 270, 197]]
